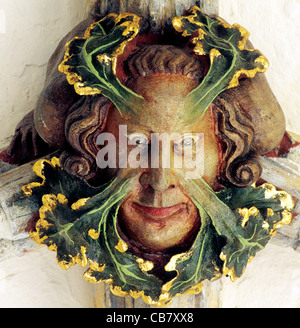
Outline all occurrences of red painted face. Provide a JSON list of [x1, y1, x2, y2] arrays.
[[104, 74, 220, 252]]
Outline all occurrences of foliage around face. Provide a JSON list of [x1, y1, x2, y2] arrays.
[[172, 6, 269, 122], [27, 6, 286, 308], [24, 158, 294, 306], [59, 7, 269, 124]]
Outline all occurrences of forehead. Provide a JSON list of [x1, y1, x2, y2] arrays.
[[109, 74, 213, 134]]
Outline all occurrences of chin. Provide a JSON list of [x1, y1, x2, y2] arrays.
[[117, 193, 201, 257]]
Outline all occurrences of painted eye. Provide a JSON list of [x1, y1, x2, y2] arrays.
[[127, 133, 149, 146], [175, 135, 199, 149]]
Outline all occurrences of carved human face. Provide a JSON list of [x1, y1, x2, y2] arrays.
[[25, 10, 293, 307], [104, 74, 220, 252]]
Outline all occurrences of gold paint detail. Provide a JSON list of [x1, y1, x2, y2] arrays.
[[28, 187, 89, 271], [84, 274, 175, 307], [262, 221, 270, 230], [172, 6, 205, 37], [220, 252, 239, 282], [84, 267, 113, 285], [22, 157, 61, 197], [26, 157, 294, 307], [115, 239, 128, 253], [183, 282, 204, 296], [238, 206, 259, 228], [110, 285, 128, 298], [270, 210, 293, 238], [67, 183, 295, 307], [29, 193, 68, 246], [71, 197, 90, 210], [58, 12, 141, 96], [86, 251, 199, 307], [221, 183, 294, 282], [112, 287, 174, 308], [216, 16, 232, 29], [263, 183, 295, 211], [238, 208, 249, 228], [88, 229, 100, 240], [165, 252, 191, 272], [232, 23, 250, 50], [220, 250, 255, 282], [88, 260, 106, 272], [209, 48, 222, 63], [172, 6, 269, 90], [136, 258, 154, 272], [228, 55, 269, 89], [22, 157, 179, 307]]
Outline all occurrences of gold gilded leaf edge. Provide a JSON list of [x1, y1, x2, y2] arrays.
[[58, 12, 141, 96], [172, 6, 269, 89], [22, 157, 61, 197], [29, 192, 89, 270], [221, 182, 294, 282]]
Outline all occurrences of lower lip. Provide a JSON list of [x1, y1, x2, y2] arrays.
[[132, 202, 186, 219]]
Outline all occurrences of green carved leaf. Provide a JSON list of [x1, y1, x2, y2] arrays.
[[167, 215, 223, 298], [85, 201, 163, 300], [59, 13, 144, 116], [176, 175, 294, 283], [216, 183, 294, 278], [26, 159, 163, 302], [25, 158, 294, 305], [172, 6, 269, 122], [60, 8, 268, 123], [220, 209, 270, 278]]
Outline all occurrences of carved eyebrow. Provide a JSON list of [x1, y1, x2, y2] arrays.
[[118, 122, 152, 136]]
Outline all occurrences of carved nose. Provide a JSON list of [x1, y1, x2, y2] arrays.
[[139, 168, 176, 192]]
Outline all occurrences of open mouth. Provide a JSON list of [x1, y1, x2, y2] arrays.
[[132, 202, 187, 220]]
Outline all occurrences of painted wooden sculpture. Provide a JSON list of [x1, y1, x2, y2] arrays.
[[5, 6, 294, 306]]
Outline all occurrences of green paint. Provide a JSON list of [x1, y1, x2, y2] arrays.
[[60, 13, 144, 116], [60, 9, 267, 124], [177, 8, 268, 123], [25, 159, 293, 302]]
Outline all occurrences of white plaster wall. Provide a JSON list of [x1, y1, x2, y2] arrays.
[[0, 247, 95, 308], [219, 0, 300, 135], [0, 0, 89, 148]]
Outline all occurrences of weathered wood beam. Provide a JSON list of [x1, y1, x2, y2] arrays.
[[0, 156, 52, 261]]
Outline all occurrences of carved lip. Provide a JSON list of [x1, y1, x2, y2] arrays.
[[132, 202, 187, 220]]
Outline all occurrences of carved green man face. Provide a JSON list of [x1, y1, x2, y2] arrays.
[[25, 7, 294, 306], [104, 68, 220, 255]]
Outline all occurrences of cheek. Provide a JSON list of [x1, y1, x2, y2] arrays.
[[175, 136, 219, 186], [202, 135, 220, 184], [180, 108, 221, 187]]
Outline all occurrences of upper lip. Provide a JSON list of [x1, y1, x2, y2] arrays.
[[132, 202, 186, 219]]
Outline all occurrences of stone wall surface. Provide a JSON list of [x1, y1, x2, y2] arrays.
[[0, 0, 88, 149], [219, 0, 300, 135]]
